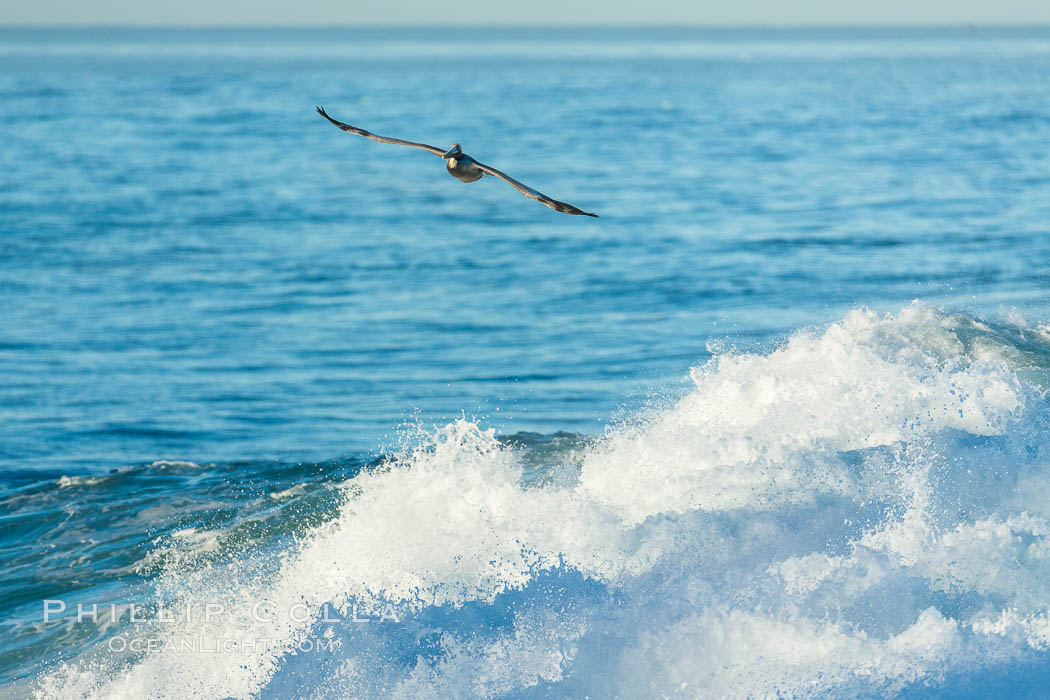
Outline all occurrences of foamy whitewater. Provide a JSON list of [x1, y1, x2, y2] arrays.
[[27, 303, 1050, 697]]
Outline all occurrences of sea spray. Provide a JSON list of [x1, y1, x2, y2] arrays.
[[34, 303, 1050, 698]]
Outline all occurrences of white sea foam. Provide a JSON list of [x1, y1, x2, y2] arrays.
[[34, 303, 1050, 698], [56, 475, 104, 488], [268, 485, 306, 500]]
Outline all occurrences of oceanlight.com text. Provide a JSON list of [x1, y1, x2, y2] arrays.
[[106, 636, 338, 654]]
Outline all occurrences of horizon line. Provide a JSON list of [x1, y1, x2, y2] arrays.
[[3, 21, 1050, 29]]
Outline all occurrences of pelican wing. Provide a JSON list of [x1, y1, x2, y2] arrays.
[[473, 161, 598, 217], [316, 106, 446, 157]]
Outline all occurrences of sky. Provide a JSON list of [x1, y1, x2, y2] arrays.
[[2, 0, 1050, 26]]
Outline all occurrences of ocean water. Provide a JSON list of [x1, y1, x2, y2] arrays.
[[3, 26, 1050, 698]]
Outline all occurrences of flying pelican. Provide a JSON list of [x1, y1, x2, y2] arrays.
[[316, 106, 598, 218]]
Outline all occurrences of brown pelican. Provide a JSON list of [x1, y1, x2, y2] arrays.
[[316, 106, 598, 218]]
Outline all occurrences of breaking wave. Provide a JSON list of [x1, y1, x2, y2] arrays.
[[33, 302, 1050, 698]]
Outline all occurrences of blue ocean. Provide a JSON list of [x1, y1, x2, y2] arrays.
[[3, 26, 1050, 697]]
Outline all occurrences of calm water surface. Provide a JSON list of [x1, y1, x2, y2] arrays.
[[3, 27, 1048, 472]]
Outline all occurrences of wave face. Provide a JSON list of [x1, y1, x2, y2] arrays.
[[32, 304, 1050, 697]]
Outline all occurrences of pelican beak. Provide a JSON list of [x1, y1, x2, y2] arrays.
[[442, 147, 459, 159]]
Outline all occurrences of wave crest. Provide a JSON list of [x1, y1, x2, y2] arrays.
[[36, 303, 1050, 698]]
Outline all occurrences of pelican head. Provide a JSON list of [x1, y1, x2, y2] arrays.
[[442, 144, 462, 160]]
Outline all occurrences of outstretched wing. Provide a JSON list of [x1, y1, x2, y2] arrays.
[[473, 161, 598, 217], [316, 106, 446, 157]]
